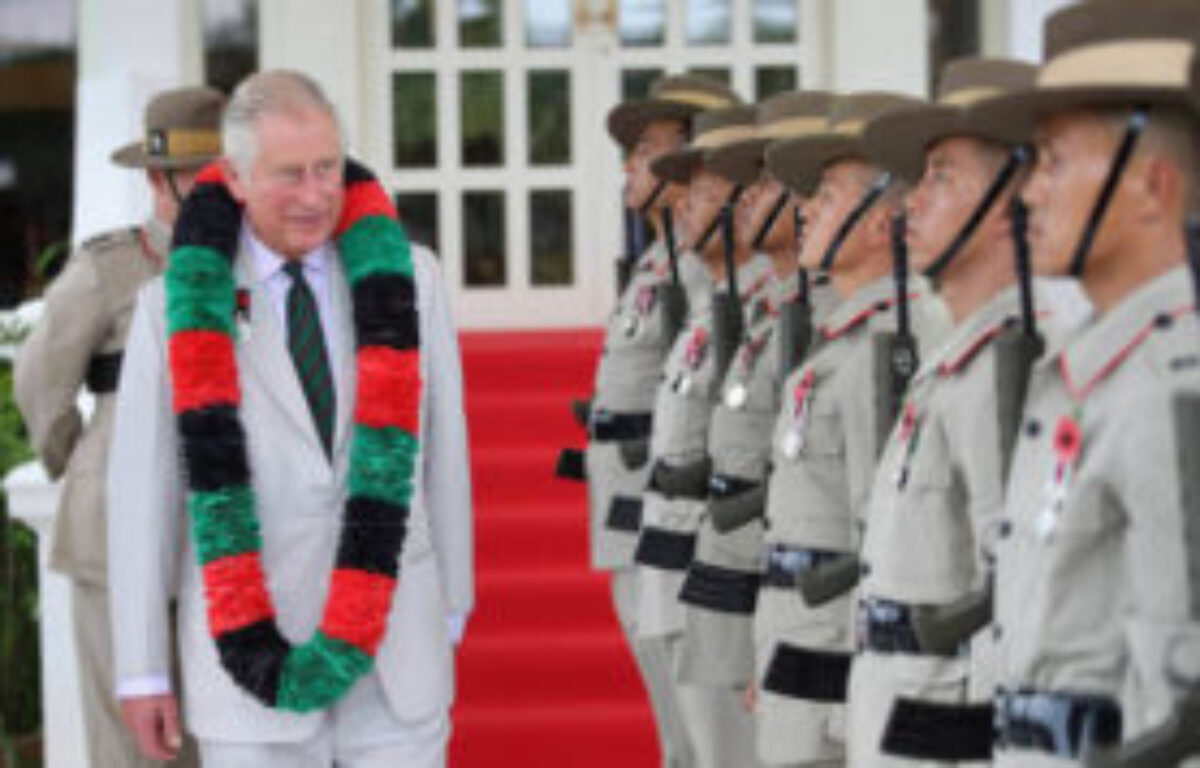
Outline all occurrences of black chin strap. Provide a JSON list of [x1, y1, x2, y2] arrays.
[[640, 179, 668, 216], [1068, 106, 1149, 278], [165, 170, 185, 207], [1010, 198, 1040, 343], [924, 145, 1030, 279], [820, 172, 892, 272], [695, 186, 745, 253], [752, 189, 792, 250]]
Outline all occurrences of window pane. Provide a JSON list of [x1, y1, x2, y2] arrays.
[[395, 192, 439, 254], [529, 70, 570, 165], [392, 0, 435, 48], [755, 66, 796, 100], [622, 68, 663, 101], [689, 67, 731, 87], [526, 0, 571, 47], [687, 0, 731, 45], [392, 72, 437, 168], [459, 0, 502, 47], [461, 71, 504, 166], [205, 0, 258, 93], [464, 191, 506, 287], [619, 0, 665, 47], [754, 0, 797, 43], [531, 190, 573, 286]]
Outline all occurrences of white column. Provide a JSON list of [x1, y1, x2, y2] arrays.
[[71, 0, 203, 245], [258, 0, 365, 157], [821, 0, 929, 97], [1005, 0, 1074, 61], [5, 464, 81, 768]]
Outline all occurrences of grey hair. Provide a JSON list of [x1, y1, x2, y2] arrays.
[[221, 69, 345, 175]]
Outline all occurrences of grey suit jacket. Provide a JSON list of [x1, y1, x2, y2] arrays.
[[107, 240, 473, 741]]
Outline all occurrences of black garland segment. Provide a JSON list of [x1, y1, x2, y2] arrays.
[[172, 183, 242, 259], [336, 497, 410, 577], [178, 406, 251, 491], [343, 158, 374, 185], [352, 274, 420, 351], [215, 620, 290, 706]]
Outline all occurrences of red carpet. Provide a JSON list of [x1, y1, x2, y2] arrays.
[[450, 330, 659, 768]]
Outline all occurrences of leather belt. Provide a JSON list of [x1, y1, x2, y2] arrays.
[[994, 688, 1122, 759], [590, 410, 653, 442], [709, 473, 758, 499], [678, 561, 759, 614], [857, 597, 964, 658], [633, 527, 696, 571], [761, 544, 841, 588]]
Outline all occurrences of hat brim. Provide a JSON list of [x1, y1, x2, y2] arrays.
[[970, 85, 1196, 146], [764, 135, 864, 195], [110, 142, 219, 170], [651, 147, 706, 183], [862, 105, 1026, 184], [705, 137, 771, 186], [607, 100, 699, 149]]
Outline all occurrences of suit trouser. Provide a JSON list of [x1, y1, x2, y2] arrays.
[[612, 567, 695, 768], [667, 632, 761, 768], [196, 673, 449, 768], [71, 580, 199, 768]]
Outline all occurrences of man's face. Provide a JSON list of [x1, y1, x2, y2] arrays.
[[738, 174, 791, 250], [1022, 110, 1121, 275], [624, 119, 686, 210], [680, 169, 735, 252], [798, 160, 870, 271], [225, 106, 345, 259], [906, 136, 997, 273]]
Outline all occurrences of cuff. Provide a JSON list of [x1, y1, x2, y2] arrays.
[[116, 674, 172, 699]]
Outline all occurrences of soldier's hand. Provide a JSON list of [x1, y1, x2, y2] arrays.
[[121, 694, 183, 761], [743, 683, 758, 712]]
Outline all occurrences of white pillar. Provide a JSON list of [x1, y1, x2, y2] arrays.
[[821, 0, 929, 97], [72, 0, 203, 245], [5, 464, 82, 768], [258, 0, 366, 157], [1005, 0, 1074, 61]]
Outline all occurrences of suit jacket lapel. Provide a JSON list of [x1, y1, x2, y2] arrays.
[[327, 252, 356, 458]]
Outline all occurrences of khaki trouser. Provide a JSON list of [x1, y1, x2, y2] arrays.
[[72, 581, 199, 768], [613, 568, 695, 768]]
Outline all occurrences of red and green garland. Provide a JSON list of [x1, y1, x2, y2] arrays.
[[165, 159, 420, 712]]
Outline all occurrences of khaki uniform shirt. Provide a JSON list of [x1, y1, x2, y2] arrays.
[[995, 266, 1200, 745], [15, 219, 169, 585], [586, 243, 708, 570]]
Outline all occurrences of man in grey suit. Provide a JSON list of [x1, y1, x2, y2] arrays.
[[108, 70, 473, 767]]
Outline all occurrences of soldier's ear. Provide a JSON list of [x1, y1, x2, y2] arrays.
[[1139, 153, 1186, 224]]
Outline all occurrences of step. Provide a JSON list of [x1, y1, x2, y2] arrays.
[[450, 701, 658, 768], [455, 630, 646, 707], [461, 331, 603, 393], [470, 569, 615, 634], [475, 503, 591, 572], [471, 446, 586, 506], [465, 390, 590, 450]]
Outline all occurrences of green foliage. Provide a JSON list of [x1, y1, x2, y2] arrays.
[[0, 360, 40, 754]]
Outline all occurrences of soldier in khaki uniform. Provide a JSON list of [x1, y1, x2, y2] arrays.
[[632, 106, 765, 768], [845, 59, 1042, 767], [751, 93, 952, 768], [671, 92, 836, 764], [592, 74, 739, 768], [964, 2, 1200, 764], [14, 86, 223, 767]]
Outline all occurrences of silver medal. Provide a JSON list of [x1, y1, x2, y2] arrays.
[[623, 314, 640, 337], [781, 428, 804, 460], [1036, 475, 1067, 541], [725, 383, 748, 410], [675, 373, 693, 395]]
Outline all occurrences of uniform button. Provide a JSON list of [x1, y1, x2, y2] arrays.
[[1024, 419, 1041, 438], [1154, 312, 1175, 330], [860, 563, 872, 578], [992, 624, 1004, 641], [998, 520, 1013, 539]]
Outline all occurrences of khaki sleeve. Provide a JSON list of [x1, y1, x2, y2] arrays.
[[14, 246, 110, 478]]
